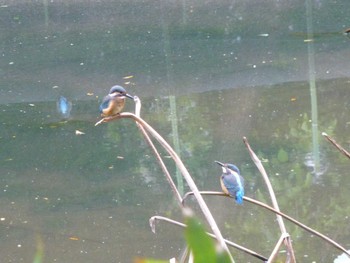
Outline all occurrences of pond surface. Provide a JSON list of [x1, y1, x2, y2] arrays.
[[1, 1, 350, 262]]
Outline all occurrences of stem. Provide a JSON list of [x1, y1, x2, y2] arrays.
[[182, 191, 350, 257], [150, 215, 268, 261], [243, 137, 296, 262], [322, 132, 350, 159], [306, 0, 320, 176], [96, 113, 234, 261], [267, 233, 289, 263]]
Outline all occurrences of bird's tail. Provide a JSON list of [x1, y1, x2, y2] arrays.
[[235, 190, 244, 204]]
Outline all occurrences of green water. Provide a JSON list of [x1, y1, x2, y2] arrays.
[[1, 1, 350, 262]]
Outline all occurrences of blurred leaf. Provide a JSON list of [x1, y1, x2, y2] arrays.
[[32, 235, 44, 263], [185, 215, 217, 262], [184, 211, 231, 263], [215, 249, 232, 263]]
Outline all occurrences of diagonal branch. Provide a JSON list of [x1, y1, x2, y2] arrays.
[[96, 113, 234, 261], [267, 233, 290, 263], [322, 132, 350, 159], [150, 215, 268, 261], [182, 191, 350, 258], [243, 137, 296, 262]]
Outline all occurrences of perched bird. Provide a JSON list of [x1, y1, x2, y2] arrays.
[[99, 85, 134, 117], [57, 95, 72, 119], [215, 161, 245, 204]]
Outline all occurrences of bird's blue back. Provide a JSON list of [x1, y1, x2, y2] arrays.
[[99, 95, 111, 113], [222, 169, 245, 204]]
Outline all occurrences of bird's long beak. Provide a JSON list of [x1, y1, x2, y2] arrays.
[[214, 160, 225, 167], [126, 94, 134, 99]]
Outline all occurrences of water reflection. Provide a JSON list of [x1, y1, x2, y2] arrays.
[[303, 151, 329, 180], [56, 95, 72, 119]]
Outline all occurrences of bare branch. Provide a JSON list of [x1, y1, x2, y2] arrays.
[[96, 112, 234, 261], [322, 132, 350, 159], [243, 137, 296, 262], [182, 191, 350, 258], [267, 233, 290, 263], [150, 215, 268, 261]]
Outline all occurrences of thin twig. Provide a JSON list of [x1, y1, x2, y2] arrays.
[[134, 96, 141, 117], [267, 233, 290, 263], [150, 215, 268, 261], [178, 246, 190, 263], [96, 113, 234, 262], [182, 191, 350, 257], [322, 132, 350, 159], [243, 137, 296, 262]]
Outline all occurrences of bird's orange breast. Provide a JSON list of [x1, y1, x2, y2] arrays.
[[220, 177, 230, 195], [101, 97, 126, 117]]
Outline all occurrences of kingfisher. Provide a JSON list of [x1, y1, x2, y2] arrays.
[[215, 161, 245, 204], [99, 85, 134, 117]]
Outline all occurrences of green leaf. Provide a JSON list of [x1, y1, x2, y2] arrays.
[[216, 249, 232, 263], [184, 212, 231, 263], [185, 215, 217, 263]]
